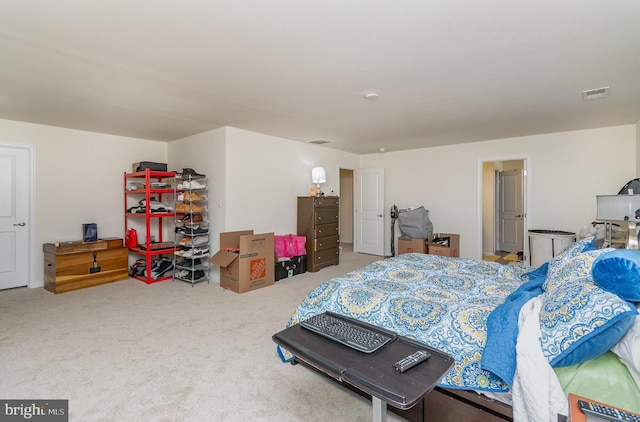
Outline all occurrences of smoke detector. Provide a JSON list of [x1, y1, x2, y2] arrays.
[[582, 86, 610, 100]]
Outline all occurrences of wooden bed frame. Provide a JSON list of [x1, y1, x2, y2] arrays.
[[295, 358, 513, 421]]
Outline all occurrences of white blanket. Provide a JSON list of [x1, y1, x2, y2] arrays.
[[511, 296, 568, 422]]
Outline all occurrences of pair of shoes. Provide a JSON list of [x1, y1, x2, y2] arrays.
[[177, 213, 204, 223], [177, 191, 206, 201], [151, 258, 173, 279], [177, 247, 209, 258], [179, 236, 209, 247], [175, 203, 205, 213], [176, 248, 204, 258], [177, 180, 206, 190], [177, 168, 205, 179], [175, 269, 206, 281], [178, 191, 206, 201], [174, 269, 190, 279], [176, 226, 208, 235], [175, 257, 201, 267], [190, 236, 208, 246]]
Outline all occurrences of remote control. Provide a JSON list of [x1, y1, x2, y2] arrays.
[[578, 399, 640, 422], [393, 350, 431, 373]]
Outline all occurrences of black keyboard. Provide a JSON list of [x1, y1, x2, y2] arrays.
[[300, 311, 396, 353]]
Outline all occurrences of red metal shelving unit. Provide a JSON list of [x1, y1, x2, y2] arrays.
[[124, 169, 176, 284]]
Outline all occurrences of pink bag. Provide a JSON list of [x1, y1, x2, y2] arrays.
[[274, 234, 307, 258], [274, 235, 289, 258], [288, 234, 306, 256]]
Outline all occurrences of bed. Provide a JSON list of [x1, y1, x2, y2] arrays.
[[277, 237, 640, 422]]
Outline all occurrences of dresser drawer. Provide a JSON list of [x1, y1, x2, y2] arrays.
[[314, 234, 340, 251], [315, 223, 339, 238], [313, 247, 339, 265], [315, 210, 338, 225], [314, 197, 340, 208]]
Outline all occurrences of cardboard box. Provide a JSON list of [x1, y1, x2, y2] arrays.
[[398, 236, 427, 254], [426, 233, 460, 257], [209, 231, 274, 293], [274, 255, 307, 281]]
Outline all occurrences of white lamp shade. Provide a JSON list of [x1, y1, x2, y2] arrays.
[[596, 194, 640, 221], [311, 167, 326, 184]]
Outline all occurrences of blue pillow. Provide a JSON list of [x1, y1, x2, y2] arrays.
[[545, 237, 599, 290], [592, 249, 640, 302], [540, 249, 637, 367]]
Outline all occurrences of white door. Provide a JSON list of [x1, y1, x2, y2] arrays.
[[497, 169, 524, 253], [355, 168, 384, 255], [0, 145, 31, 289]]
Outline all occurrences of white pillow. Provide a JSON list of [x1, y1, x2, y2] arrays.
[[612, 304, 640, 387]]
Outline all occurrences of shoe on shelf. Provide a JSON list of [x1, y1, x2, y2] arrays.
[[179, 236, 193, 245], [175, 257, 201, 266], [177, 168, 205, 179], [151, 259, 174, 279], [175, 203, 205, 213], [177, 213, 204, 223], [189, 203, 205, 212], [183, 191, 206, 201], [183, 180, 206, 190], [175, 269, 190, 279], [191, 236, 209, 246], [187, 227, 209, 235]]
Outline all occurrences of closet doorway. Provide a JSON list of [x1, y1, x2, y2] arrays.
[[481, 158, 529, 263]]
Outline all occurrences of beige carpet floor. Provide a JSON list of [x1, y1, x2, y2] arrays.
[[1, 246, 409, 421]]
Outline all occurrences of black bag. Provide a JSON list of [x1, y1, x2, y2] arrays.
[[133, 161, 167, 172]]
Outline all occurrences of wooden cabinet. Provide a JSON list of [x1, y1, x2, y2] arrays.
[[297, 196, 340, 272], [44, 241, 128, 294]]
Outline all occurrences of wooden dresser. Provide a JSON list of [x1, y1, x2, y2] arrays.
[[44, 239, 128, 293], [297, 196, 340, 272]]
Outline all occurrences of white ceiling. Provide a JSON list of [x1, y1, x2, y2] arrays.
[[1, 1, 639, 154]]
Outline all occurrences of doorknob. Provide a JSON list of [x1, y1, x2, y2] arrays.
[[377, 214, 383, 217], [14, 222, 26, 226]]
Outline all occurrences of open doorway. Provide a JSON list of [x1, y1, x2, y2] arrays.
[[481, 158, 529, 265], [339, 168, 354, 246]]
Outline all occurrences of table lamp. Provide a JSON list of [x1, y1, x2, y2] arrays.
[[312, 167, 326, 197]]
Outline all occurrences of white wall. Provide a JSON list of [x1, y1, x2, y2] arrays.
[[3, 117, 637, 286], [169, 126, 360, 282], [361, 125, 637, 258], [223, 127, 360, 235], [0, 118, 168, 286], [168, 127, 226, 253]]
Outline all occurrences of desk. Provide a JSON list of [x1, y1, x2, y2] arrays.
[[273, 318, 454, 422]]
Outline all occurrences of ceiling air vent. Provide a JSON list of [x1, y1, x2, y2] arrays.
[[582, 86, 610, 100], [308, 139, 331, 145]]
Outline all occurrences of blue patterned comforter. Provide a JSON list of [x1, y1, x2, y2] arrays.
[[278, 253, 534, 392]]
